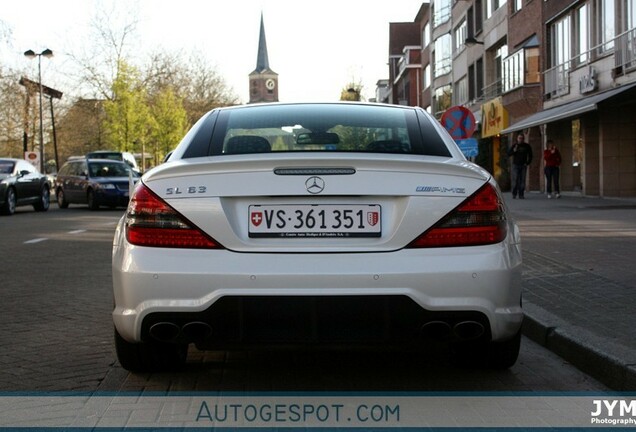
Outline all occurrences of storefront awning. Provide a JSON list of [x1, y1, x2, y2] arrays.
[[501, 82, 636, 134]]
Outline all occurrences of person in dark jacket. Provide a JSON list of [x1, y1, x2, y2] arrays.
[[543, 139, 562, 198], [508, 133, 533, 199]]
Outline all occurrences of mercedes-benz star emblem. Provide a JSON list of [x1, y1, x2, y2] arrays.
[[305, 176, 325, 194]]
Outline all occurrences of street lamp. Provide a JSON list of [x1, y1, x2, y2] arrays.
[[24, 48, 53, 174], [464, 37, 484, 46]]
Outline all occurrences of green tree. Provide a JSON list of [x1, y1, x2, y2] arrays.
[[149, 86, 189, 164], [103, 61, 151, 154]]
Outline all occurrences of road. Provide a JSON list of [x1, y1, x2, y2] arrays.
[[0, 205, 609, 392]]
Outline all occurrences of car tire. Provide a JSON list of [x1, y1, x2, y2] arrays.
[[87, 190, 99, 210], [451, 329, 521, 370], [33, 186, 50, 212], [57, 189, 69, 208], [114, 327, 188, 372], [1, 187, 17, 215], [484, 328, 522, 369]]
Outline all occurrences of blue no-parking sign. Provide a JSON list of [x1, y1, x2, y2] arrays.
[[455, 138, 479, 158]]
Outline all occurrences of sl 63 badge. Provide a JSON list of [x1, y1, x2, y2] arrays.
[[166, 186, 207, 195]]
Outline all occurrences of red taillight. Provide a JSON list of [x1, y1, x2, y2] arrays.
[[407, 183, 508, 248], [125, 183, 222, 249]]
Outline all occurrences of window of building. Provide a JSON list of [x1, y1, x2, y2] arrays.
[[548, 0, 623, 70], [454, 76, 468, 105], [423, 23, 430, 47], [468, 58, 484, 101], [423, 64, 431, 89], [433, 0, 451, 27], [597, 0, 615, 52], [551, 14, 571, 69], [486, 0, 507, 20], [468, 64, 476, 100], [474, 0, 483, 33], [502, 46, 540, 92], [502, 49, 522, 92], [433, 84, 452, 116], [546, 14, 572, 96], [626, 0, 636, 30], [494, 45, 508, 96], [454, 20, 468, 53], [476, 57, 484, 98], [433, 33, 452, 77], [512, 0, 522, 14], [525, 47, 540, 83], [574, 5, 589, 64]]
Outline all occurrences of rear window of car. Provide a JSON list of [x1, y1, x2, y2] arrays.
[[0, 161, 15, 174], [87, 152, 122, 161], [206, 104, 451, 157], [88, 161, 132, 178]]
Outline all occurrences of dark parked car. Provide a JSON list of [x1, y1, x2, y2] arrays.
[[55, 158, 138, 210], [0, 158, 50, 216]]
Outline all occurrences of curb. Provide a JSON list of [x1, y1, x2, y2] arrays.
[[522, 301, 636, 390]]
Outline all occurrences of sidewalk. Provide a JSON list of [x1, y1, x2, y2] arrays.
[[505, 191, 636, 390]]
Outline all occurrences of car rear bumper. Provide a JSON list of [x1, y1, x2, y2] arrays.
[[96, 190, 129, 207], [113, 228, 523, 346]]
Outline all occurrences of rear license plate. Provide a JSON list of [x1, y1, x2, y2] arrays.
[[248, 204, 382, 238]]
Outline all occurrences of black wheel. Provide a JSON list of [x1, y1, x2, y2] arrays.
[[1, 187, 17, 215], [451, 329, 521, 370], [114, 327, 188, 372], [484, 328, 521, 369], [87, 189, 99, 210], [33, 186, 50, 212], [56, 188, 69, 208]]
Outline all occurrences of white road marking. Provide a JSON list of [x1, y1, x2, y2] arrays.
[[24, 238, 48, 244], [24, 229, 87, 244]]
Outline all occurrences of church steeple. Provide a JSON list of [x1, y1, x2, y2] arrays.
[[249, 12, 278, 103], [254, 13, 271, 73]]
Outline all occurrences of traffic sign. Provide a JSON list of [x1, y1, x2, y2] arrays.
[[455, 138, 479, 158], [441, 106, 476, 140], [24, 151, 40, 169]]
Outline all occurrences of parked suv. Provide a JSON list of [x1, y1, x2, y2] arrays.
[[85, 151, 141, 174], [55, 158, 138, 210]]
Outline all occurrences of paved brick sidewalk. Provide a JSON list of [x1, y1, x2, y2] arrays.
[[505, 192, 636, 390]]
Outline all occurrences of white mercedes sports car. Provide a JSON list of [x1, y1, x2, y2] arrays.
[[112, 102, 523, 372]]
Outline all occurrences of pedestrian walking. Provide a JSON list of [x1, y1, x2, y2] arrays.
[[508, 133, 533, 199], [544, 139, 562, 198]]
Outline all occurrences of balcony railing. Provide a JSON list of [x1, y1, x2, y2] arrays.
[[615, 27, 636, 72], [544, 27, 636, 97], [482, 79, 503, 100]]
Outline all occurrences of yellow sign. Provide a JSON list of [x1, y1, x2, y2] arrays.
[[481, 97, 509, 138]]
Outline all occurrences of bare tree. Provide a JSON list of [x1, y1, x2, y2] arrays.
[[66, 2, 140, 100], [48, 2, 239, 166], [0, 67, 30, 158], [144, 51, 239, 124]]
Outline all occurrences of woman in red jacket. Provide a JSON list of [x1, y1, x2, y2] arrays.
[[544, 140, 562, 198]]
